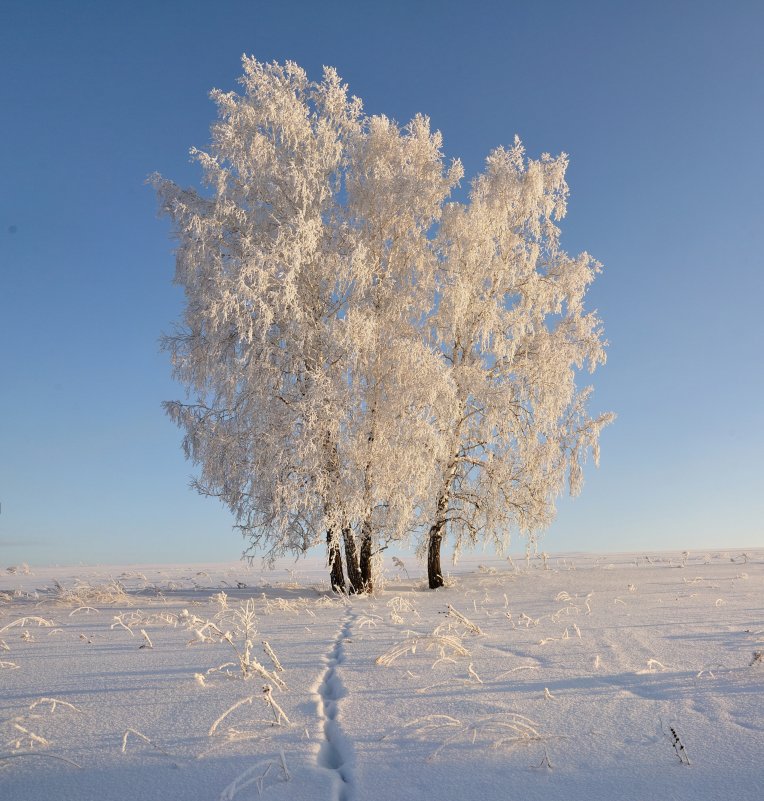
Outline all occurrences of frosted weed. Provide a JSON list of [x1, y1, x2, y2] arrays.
[[637, 659, 670, 674], [517, 612, 540, 627], [3, 717, 50, 750], [262, 640, 283, 673], [184, 600, 286, 686], [211, 591, 229, 612], [445, 604, 484, 635], [376, 630, 470, 667], [121, 728, 180, 767], [208, 688, 290, 739], [28, 698, 83, 715], [0, 616, 55, 634], [386, 595, 420, 624], [1, 697, 83, 757], [50, 579, 131, 607], [393, 712, 544, 761], [111, 609, 179, 637], [217, 750, 290, 800], [262, 596, 303, 615], [392, 556, 409, 579], [5, 564, 31, 576], [494, 664, 540, 680], [357, 614, 383, 629]]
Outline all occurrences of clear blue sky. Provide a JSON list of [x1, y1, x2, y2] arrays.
[[1, 0, 762, 566]]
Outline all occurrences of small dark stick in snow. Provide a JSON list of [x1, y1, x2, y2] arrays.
[[533, 747, 553, 770], [663, 722, 691, 766]]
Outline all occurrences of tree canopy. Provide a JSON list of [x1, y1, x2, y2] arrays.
[[153, 57, 613, 591]]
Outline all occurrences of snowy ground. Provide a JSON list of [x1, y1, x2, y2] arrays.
[[1, 549, 762, 801]]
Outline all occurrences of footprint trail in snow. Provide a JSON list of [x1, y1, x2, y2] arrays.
[[316, 609, 355, 801]]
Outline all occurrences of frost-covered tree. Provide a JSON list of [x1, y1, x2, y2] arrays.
[[154, 57, 611, 592], [422, 139, 613, 588], [340, 113, 461, 589], [153, 59, 366, 590], [152, 58, 459, 592]]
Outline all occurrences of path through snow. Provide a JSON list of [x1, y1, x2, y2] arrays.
[[0, 551, 762, 801], [316, 608, 355, 801]]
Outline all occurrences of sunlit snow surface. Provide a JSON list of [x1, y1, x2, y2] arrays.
[[1, 551, 762, 801]]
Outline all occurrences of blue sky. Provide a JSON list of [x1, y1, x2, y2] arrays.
[[1, 0, 762, 566]]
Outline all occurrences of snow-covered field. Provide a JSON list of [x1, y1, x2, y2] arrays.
[[1, 550, 762, 801]]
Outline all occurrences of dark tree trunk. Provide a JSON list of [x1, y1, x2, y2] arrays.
[[359, 517, 374, 593], [427, 522, 445, 589], [342, 527, 363, 594], [427, 477, 454, 589], [327, 529, 346, 593]]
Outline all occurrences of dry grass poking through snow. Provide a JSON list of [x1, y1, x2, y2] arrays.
[[183, 599, 288, 686], [217, 750, 290, 800], [49, 579, 132, 607], [375, 632, 471, 667], [391, 712, 545, 761]]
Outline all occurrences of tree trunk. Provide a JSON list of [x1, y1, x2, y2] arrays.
[[359, 517, 374, 593], [327, 529, 346, 593], [427, 461, 457, 589], [427, 522, 445, 589], [342, 527, 363, 594]]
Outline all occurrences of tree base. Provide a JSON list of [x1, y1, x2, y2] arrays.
[[427, 528, 444, 589], [343, 528, 363, 594], [359, 531, 373, 593], [327, 530, 346, 593]]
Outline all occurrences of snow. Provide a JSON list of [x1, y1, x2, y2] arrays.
[[1, 550, 762, 800]]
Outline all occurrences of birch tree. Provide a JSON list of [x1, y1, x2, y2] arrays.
[[341, 113, 461, 588], [153, 59, 365, 589], [423, 139, 613, 588]]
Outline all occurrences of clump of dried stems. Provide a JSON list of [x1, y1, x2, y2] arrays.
[[208, 688, 290, 739], [183, 600, 286, 686], [218, 749, 290, 800], [394, 712, 543, 761], [51, 578, 131, 607], [376, 630, 470, 667]]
